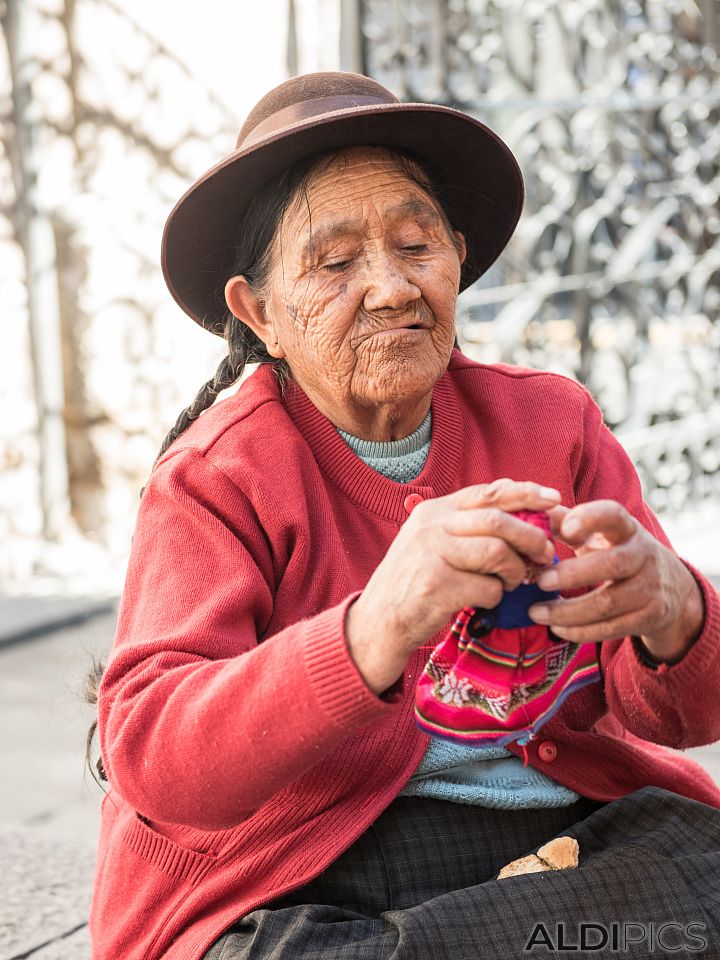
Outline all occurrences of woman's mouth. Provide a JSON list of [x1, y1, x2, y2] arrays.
[[373, 323, 427, 335]]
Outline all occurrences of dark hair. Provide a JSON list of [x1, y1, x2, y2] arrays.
[[83, 146, 463, 785], [151, 155, 326, 464]]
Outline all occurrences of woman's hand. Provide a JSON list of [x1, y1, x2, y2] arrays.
[[345, 478, 561, 696], [527, 500, 705, 664]]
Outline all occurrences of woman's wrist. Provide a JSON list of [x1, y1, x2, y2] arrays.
[[637, 568, 705, 665], [344, 596, 409, 697]]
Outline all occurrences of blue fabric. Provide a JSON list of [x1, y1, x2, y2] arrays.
[[493, 578, 560, 628], [337, 410, 581, 809], [401, 738, 581, 809]]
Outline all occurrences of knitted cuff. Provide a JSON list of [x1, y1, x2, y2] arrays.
[[630, 636, 661, 670], [302, 591, 404, 731]]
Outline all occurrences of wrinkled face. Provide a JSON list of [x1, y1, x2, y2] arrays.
[[259, 147, 466, 436]]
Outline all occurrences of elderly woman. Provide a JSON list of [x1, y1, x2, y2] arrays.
[[89, 72, 720, 960]]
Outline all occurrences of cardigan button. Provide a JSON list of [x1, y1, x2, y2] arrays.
[[538, 740, 558, 763], [404, 493, 424, 514]]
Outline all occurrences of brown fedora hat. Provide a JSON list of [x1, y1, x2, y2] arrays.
[[161, 71, 524, 335]]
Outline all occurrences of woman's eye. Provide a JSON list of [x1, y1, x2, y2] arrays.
[[401, 244, 428, 253], [323, 259, 352, 272]]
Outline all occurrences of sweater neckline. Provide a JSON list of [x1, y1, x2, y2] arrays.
[[281, 359, 464, 523], [338, 410, 432, 459]]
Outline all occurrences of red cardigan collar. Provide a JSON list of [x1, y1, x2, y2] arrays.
[[279, 355, 465, 523]]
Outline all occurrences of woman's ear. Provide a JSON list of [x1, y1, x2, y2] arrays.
[[224, 276, 285, 358], [454, 231, 467, 267]]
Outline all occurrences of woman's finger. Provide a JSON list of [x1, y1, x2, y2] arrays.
[[529, 578, 650, 630], [555, 500, 638, 547], [449, 479, 562, 514], [546, 504, 570, 536], [545, 614, 650, 644], [442, 569, 511, 615], [440, 534, 530, 592], [535, 541, 643, 592], [443, 508, 555, 564]]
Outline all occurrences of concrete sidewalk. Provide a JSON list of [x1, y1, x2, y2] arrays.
[[0, 606, 115, 849], [0, 606, 115, 960], [0, 593, 116, 650], [0, 825, 95, 959]]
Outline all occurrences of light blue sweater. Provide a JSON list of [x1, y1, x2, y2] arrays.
[[337, 410, 580, 809]]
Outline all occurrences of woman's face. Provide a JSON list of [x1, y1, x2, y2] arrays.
[[226, 147, 466, 440]]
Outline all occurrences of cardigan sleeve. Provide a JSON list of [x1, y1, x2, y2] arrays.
[[572, 386, 720, 750], [97, 448, 402, 831]]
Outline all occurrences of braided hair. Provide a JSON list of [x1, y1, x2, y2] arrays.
[[150, 154, 328, 466], [153, 315, 289, 464]]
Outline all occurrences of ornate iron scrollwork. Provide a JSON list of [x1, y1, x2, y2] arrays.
[[359, 0, 720, 510]]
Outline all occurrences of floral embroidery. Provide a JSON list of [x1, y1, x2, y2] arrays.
[[436, 672, 473, 708]]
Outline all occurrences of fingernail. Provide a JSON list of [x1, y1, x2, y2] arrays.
[[562, 517, 581, 537], [529, 605, 549, 622], [539, 486, 561, 501], [538, 570, 558, 590]]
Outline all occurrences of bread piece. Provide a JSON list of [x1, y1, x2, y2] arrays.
[[536, 836, 579, 870], [497, 855, 549, 879], [497, 836, 579, 879]]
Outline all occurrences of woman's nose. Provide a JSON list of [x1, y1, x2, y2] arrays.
[[361, 253, 422, 312]]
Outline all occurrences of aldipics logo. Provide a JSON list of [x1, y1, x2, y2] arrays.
[[524, 922, 709, 953]]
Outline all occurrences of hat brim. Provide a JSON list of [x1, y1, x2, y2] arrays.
[[161, 102, 524, 334]]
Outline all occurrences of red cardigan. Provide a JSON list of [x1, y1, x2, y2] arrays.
[[91, 351, 720, 960]]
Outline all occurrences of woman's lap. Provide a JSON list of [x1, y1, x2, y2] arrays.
[[204, 787, 720, 959]]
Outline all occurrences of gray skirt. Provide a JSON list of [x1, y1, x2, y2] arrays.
[[203, 787, 720, 959]]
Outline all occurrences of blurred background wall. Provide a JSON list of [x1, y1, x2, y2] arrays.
[[1, 0, 719, 599]]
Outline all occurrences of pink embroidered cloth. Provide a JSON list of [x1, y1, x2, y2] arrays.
[[415, 510, 601, 747]]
